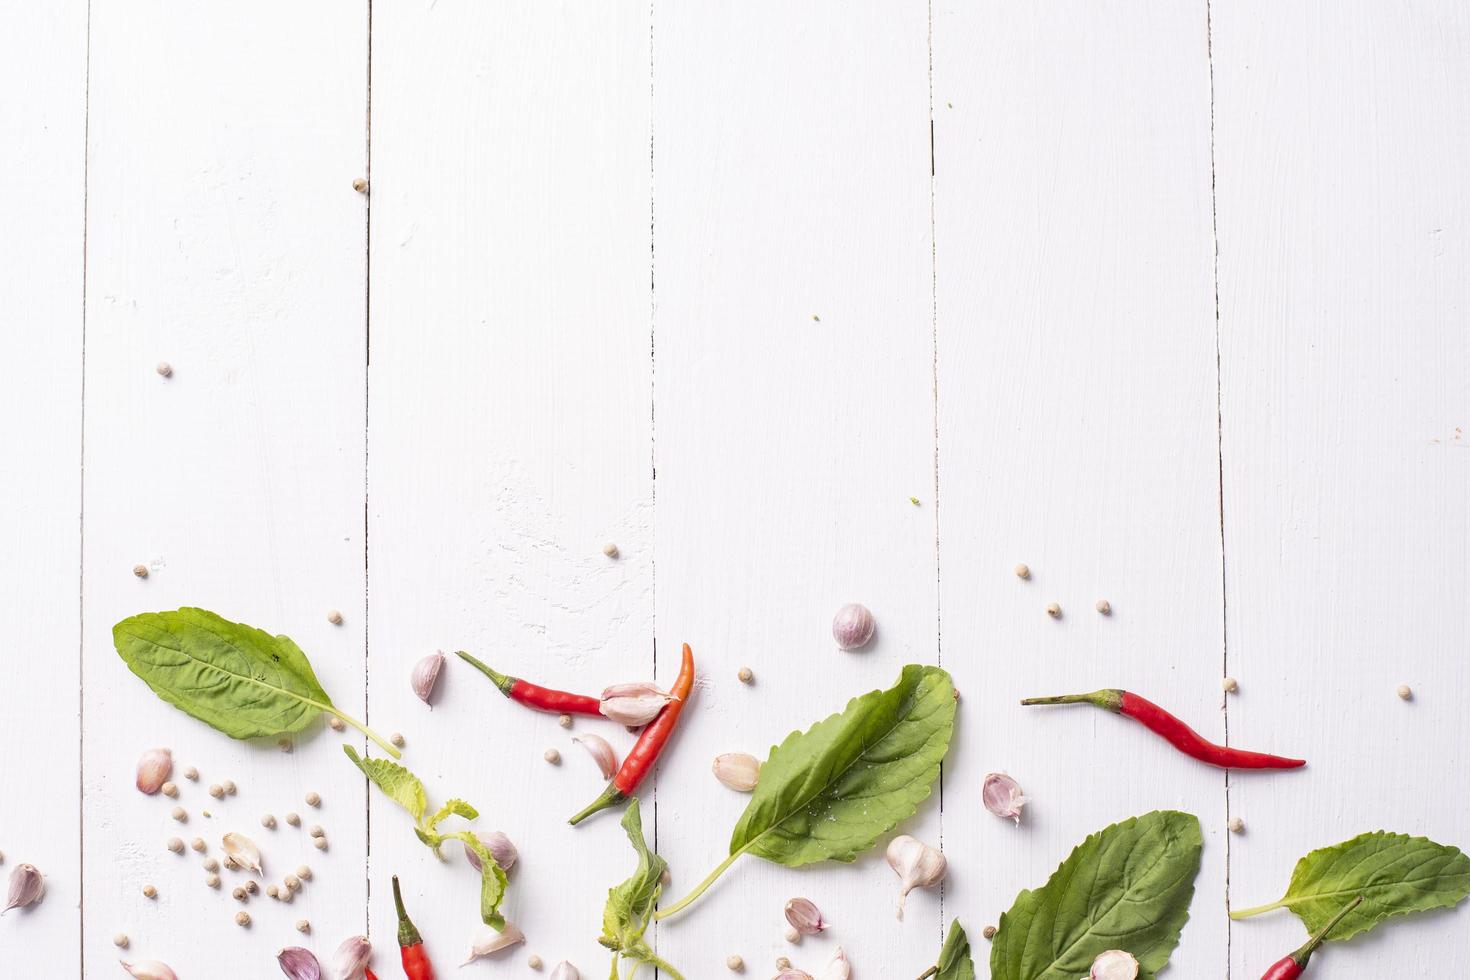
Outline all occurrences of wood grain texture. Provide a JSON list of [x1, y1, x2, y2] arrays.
[[80, 0, 368, 974], [367, 2, 653, 974], [932, 0, 1230, 975], [651, 2, 940, 976], [1213, 2, 1470, 975], [0, 0, 87, 973]]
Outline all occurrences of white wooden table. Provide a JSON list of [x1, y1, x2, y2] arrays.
[[3, 2, 1467, 977]]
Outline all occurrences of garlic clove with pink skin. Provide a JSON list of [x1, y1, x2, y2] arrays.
[[463, 831, 518, 874], [1089, 950, 1139, 980], [462, 921, 526, 964], [548, 961, 580, 980], [982, 772, 1030, 824], [135, 748, 173, 795], [3, 864, 44, 913], [783, 897, 827, 935], [712, 752, 761, 792], [819, 946, 851, 980], [887, 835, 946, 920], [120, 960, 179, 980], [775, 971, 815, 980], [277, 946, 323, 980], [331, 934, 372, 979], [599, 682, 673, 726], [832, 603, 876, 650], [573, 733, 619, 779], [411, 651, 446, 705]]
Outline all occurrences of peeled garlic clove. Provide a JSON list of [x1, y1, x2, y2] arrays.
[[886, 835, 946, 920], [573, 733, 619, 779], [712, 752, 761, 792], [331, 935, 372, 979], [221, 832, 263, 874], [982, 772, 1030, 824], [3, 863, 44, 913], [1090, 950, 1140, 980], [775, 971, 815, 980], [548, 962, 580, 980], [411, 651, 446, 705], [135, 748, 173, 795], [599, 682, 673, 726], [461, 921, 526, 964], [783, 897, 827, 935], [820, 947, 852, 980], [120, 961, 179, 980], [463, 831, 518, 874], [277, 946, 323, 980], [831, 603, 875, 650]]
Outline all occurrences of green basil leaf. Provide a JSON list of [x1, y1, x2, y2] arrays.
[[599, 800, 684, 980], [990, 810, 1202, 980], [449, 830, 508, 930], [1236, 831, 1470, 941], [114, 608, 334, 739], [937, 919, 976, 980], [344, 746, 426, 824], [729, 664, 955, 866]]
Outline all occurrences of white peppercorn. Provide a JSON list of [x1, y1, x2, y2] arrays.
[[327, 610, 343, 625], [296, 919, 310, 933], [235, 911, 250, 927], [166, 838, 184, 854], [305, 792, 321, 807], [113, 933, 129, 948], [142, 885, 157, 899]]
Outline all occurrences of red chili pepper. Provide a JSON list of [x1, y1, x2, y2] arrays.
[[1258, 896, 1362, 978], [392, 874, 435, 980], [457, 651, 603, 716], [365, 971, 379, 980], [569, 643, 696, 825], [1020, 689, 1306, 770]]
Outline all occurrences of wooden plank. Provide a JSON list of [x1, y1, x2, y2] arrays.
[[932, 0, 1228, 974], [0, 1, 87, 973], [81, 1, 368, 973], [1213, 3, 1470, 975], [651, 3, 940, 976], [365, 2, 653, 974]]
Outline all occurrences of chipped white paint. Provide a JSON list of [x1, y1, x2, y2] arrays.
[[0, 1, 1467, 976]]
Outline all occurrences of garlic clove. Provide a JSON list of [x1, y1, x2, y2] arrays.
[[120, 960, 179, 980], [548, 962, 581, 980], [277, 946, 323, 980], [135, 748, 173, 795], [411, 651, 446, 705], [221, 832, 263, 874], [711, 752, 761, 792], [3, 863, 44, 913], [831, 603, 876, 650], [819, 947, 852, 980], [461, 921, 526, 964], [1090, 950, 1140, 980], [982, 772, 1030, 824], [783, 897, 827, 935], [775, 971, 815, 980], [463, 831, 518, 874], [599, 682, 673, 727], [331, 935, 372, 979], [572, 733, 619, 779], [886, 835, 947, 920]]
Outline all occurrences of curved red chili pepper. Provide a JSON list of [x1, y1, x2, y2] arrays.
[[457, 651, 603, 716], [392, 875, 435, 980], [364, 971, 379, 980], [1020, 688, 1306, 770], [1258, 896, 1362, 978], [569, 643, 696, 825]]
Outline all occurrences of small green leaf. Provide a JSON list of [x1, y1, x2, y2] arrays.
[[344, 746, 426, 824], [599, 800, 683, 980], [1233, 831, 1470, 941], [990, 810, 1202, 980], [730, 664, 956, 866], [937, 919, 976, 980], [114, 608, 334, 739], [429, 799, 479, 830]]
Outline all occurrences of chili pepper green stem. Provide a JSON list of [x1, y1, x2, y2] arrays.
[[653, 845, 752, 921], [568, 785, 628, 826], [1291, 896, 1363, 966], [456, 651, 516, 697], [391, 875, 423, 947], [324, 706, 401, 759], [1019, 690, 1122, 711]]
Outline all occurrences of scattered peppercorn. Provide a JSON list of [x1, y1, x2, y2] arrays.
[[183, 766, 198, 780], [222, 856, 238, 870], [309, 825, 324, 838], [1397, 684, 1413, 700], [232, 886, 247, 901], [1014, 563, 1030, 579], [246, 880, 259, 894], [222, 780, 237, 796], [167, 838, 184, 854], [602, 543, 619, 558], [327, 610, 343, 625], [267, 885, 280, 899], [738, 666, 753, 684], [784, 926, 799, 943], [305, 792, 321, 807], [133, 564, 149, 579], [205, 874, 220, 888], [558, 714, 573, 728], [190, 838, 206, 853], [1045, 602, 1062, 619], [528, 954, 543, 970], [726, 954, 744, 971], [1228, 818, 1245, 833], [390, 732, 406, 748], [261, 814, 276, 829], [142, 885, 157, 899], [352, 178, 369, 193], [285, 812, 301, 827], [156, 361, 172, 377], [544, 748, 561, 765], [296, 919, 310, 933], [170, 807, 187, 822], [113, 933, 129, 948], [284, 874, 301, 892], [1222, 677, 1239, 693], [329, 717, 346, 732], [202, 858, 219, 873], [313, 837, 328, 851], [1095, 599, 1112, 616], [982, 925, 997, 940], [209, 784, 224, 799], [776, 957, 792, 970], [161, 782, 178, 798], [235, 911, 251, 927], [296, 865, 312, 880]]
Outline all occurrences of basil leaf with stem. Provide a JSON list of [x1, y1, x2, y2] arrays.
[[599, 799, 684, 980], [657, 664, 956, 921], [344, 746, 508, 929], [917, 919, 975, 980], [990, 810, 1202, 980], [113, 607, 400, 758], [1231, 830, 1470, 941]]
